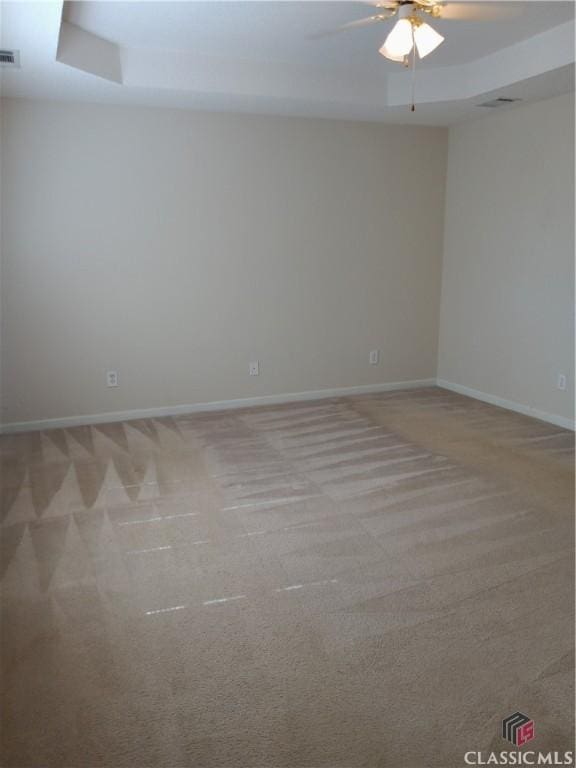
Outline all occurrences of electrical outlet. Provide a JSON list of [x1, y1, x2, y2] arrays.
[[369, 350, 379, 365], [557, 373, 567, 391], [249, 361, 259, 376], [106, 370, 119, 388]]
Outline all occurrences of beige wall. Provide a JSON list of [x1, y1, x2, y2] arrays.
[[437, 93, 575, 425], [0, 98, 447, 426], [2, 94, 573, 430]]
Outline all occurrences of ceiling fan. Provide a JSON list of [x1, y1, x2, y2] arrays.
[[312, 1, 519, 110]]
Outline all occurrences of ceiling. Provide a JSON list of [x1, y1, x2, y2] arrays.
[[65, 2, 574, 73], [1, 1, 574, 125]]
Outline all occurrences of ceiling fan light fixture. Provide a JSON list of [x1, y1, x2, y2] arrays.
[[378, 42, 406, 62], [413, 21, 444, 58], [379, 18, 414, 61]]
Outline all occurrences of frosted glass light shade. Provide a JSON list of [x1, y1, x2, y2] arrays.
[[413, 22, 444, 58], [379, 18, 413, 61]]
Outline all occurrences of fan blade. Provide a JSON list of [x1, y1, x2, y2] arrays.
[[309, 11, 395, 40], [436, 2, 522, 21]]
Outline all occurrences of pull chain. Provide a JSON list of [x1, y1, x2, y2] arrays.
[[410, 23, 417, 112]]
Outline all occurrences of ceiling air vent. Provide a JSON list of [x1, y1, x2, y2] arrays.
[[0, 50, 20, 68], [477, 97, 522, 108]]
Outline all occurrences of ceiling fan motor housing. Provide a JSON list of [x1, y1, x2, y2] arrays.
[[401, 0, 441, 17]]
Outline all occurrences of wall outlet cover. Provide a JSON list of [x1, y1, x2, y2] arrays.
[[106, 370, 119, 387]]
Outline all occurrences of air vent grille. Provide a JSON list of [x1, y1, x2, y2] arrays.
[[0, 50, 20, 68], [477, 97, 522, 108]]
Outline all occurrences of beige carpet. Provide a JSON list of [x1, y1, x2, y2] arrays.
[[1, 387, 574, 767]]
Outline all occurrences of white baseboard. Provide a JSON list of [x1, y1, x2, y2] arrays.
[[437, 379, 575, 431], [0, 378, 436, 434]]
